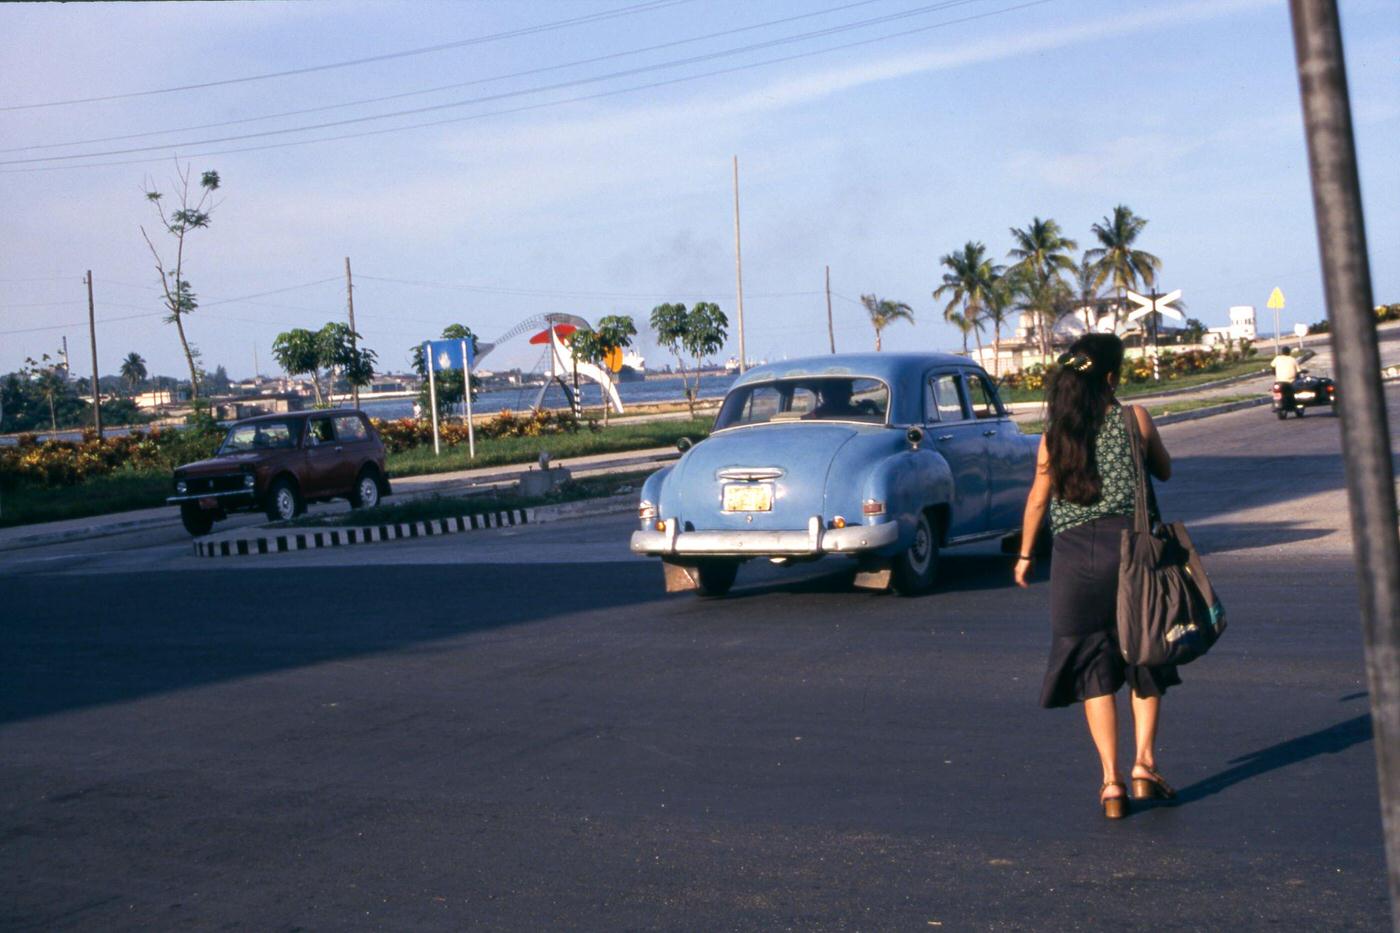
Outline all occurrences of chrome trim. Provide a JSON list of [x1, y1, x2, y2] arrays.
[[631, 516, 899, 557], [166, 490, 256, 504], [715, 467, 785, 481]]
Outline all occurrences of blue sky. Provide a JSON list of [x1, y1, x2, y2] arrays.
[[1, 0, 1396, 381]]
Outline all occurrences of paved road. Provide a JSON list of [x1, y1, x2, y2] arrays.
[[2, 388, 1397, 930]]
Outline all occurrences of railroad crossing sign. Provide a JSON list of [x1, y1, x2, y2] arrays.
[[1267, 286, 1286, 309], [1125, 288, 1184, 322]]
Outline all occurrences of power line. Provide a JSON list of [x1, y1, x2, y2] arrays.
[[0, 0, 694, 113], [358, 273, 822, 301], [0, 0, 895, 155], [0, 0, 1042, 168]]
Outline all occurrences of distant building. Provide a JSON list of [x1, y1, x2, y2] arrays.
[[1204, 306, 1257, 347]]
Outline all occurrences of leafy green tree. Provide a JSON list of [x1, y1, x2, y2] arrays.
[[1084, 205, 1160, 331], [206, 364, 232, 395], [1182, 317, 1207, 345], [410, 324, 479, 420], [271, 328, 326, 405], [649, 302, 728, 417], [1008, 217, 1078, 359], [141, 164, 221, 400], [860, 294, 913, 352], [567, 314, 637, 425], [934, 241, 1001, 362], [119, 352, 148, 396]]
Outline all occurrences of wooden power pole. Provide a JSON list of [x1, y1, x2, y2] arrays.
[[732, 156, 747, 374], [1291, 0, 1400, 923], [825, 265, 835, 354], [85, 271, 102, 439], [345, 256, 359, 409]]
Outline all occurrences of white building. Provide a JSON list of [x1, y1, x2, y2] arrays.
[[1204, 306, 1256, 348]]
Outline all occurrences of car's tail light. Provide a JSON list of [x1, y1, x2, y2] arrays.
[[862, 499, 885, 516], [638, 500, 656, 520]]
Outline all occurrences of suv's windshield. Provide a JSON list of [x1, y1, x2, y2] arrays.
[[220, 420, 298, 453], [715, 377, 889, 430]]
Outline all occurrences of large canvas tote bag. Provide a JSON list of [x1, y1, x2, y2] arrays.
[[1116, 408, 1227, 666]]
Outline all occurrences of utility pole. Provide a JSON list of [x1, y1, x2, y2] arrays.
[[253, 343, 259, 383], [732, 155, 747, 374], [85, 271, 102, 439], [1291, 0, 1400, 924], [825, 265, 835, 354], [345, 256, 359, 409]]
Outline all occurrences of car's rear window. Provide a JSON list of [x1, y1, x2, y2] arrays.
[[715, 377, 889, 430], [220, 420, 297, 453]]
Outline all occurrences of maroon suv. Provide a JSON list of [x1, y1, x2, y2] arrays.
[[168, 410, 392, 536]]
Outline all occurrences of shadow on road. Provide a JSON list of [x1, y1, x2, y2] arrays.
[[1184, 520, 1334, 553], [1171, 714, 1373, 804], [0, 562, 662, 725], [729, 550, 1016, 600]]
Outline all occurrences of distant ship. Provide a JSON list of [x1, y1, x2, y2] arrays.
[[617, 351, 647, 383]]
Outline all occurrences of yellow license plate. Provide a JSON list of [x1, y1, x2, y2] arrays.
[[722, 483, 773, 512]]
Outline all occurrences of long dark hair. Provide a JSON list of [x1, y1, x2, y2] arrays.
[[1045, 334, 1125, 505]]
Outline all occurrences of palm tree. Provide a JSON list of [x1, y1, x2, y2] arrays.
[[119, 352, 147, 396], [1008, 217, 1078, 360], [945, 310, 980, 356], [933, 241, 1002, 365], [860, 294, 914, 351], [1084, 205, 1161, 332], [1073, 253, 1104, 331]]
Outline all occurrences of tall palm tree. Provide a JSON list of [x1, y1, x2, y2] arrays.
[[1084, 205, 1161, 332], [119, 352, 147, 396], [945, 310, 980, 356], [1074, 253, 1104, 331], [933, 241, 1002, 365], [1008, 217, 1078, 359], [860, 294, 914, 351]]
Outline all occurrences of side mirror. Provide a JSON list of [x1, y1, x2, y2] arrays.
[[906, 426, 924, 450], [677, 436, 694, 452]]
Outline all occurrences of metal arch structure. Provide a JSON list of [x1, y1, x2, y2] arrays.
[[489, 312, 624, 416]]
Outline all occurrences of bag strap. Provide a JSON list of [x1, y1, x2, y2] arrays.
[[1121, 405, 1152, 534]]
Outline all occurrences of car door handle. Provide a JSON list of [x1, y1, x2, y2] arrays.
[[936, 434, 954, 442], [982, 429, 997, 437]]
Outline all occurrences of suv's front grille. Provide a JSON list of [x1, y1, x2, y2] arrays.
[[184, 474, 246, 494]]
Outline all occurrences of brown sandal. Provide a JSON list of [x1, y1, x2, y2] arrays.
[[1131, 768, 1176, 800], [1100, 781, 1128, 819]]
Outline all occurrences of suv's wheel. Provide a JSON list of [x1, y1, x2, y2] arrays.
[[180, 503, 215, 537], [891, 510, 940, 596], [695, 560, 739, 597], [265, 477, 302, 522], [350, 467, 382, 509]]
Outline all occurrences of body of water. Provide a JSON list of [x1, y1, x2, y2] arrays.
[[1, 374, 738, 444], [360, 373, 738, 421]]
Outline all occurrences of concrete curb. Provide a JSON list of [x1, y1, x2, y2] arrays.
[[1154, 396, 1273, 425], [190, 494, 636, 559]]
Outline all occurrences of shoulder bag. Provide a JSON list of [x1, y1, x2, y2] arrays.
[[1116, 407, 1226, 666]]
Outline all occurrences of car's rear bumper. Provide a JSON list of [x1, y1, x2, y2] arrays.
[[630, 516, 899, 558]]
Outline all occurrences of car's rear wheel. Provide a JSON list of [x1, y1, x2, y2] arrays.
[[695, 560, 739, 597], [891, 510, 940, 596], [350, 467, 382, 509], [265, 477, 302, 522], [180, 503, 215, 537]]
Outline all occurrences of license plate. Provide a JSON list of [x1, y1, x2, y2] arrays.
[[1295, 391, 1315, 400], [198, 497, 218, 509], [722, 483, 772, 512]]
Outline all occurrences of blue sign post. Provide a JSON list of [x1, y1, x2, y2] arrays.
[[422, 337, 478, 458]]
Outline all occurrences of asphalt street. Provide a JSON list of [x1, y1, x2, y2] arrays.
[[2, 387, 1397, 930]]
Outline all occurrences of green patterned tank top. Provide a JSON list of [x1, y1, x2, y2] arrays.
[[1049, 405, 1138, 535]]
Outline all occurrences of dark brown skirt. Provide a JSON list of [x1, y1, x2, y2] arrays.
[[1040, 514, 1181, 709]]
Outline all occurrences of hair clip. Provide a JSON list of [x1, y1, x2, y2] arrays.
[[1057, 352, 1093, 373]]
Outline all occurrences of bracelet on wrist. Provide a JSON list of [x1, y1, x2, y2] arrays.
[[1017, 554, 1033, 561]]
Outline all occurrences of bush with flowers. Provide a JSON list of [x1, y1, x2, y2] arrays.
[[371, 409, 594, 454], [0, 423, 223, 490]]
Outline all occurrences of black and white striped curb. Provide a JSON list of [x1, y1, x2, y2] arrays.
[[190, 494, 636, 558], [193, 509, 530, 557]]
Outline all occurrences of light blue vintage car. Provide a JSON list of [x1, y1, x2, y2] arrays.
[[630, 353, 1040, 596]]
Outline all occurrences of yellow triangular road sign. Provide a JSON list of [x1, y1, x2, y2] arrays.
[[1267, 287, 1286, 309]]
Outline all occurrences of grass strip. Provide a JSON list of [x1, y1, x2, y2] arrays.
[[1017, 393, 1262, 435], [0, 469, 171, 529], [384, 418, 709, 477], [290, 470, 654, 527]]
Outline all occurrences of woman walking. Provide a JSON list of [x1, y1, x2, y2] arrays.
[[1013, 334, 1177, 819]]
